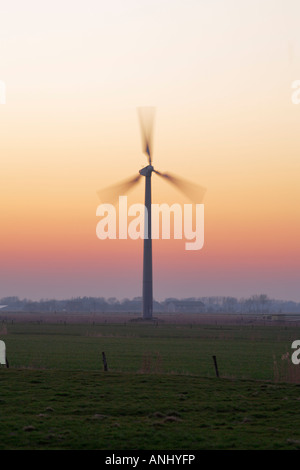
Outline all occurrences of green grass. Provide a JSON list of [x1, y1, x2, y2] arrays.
[[1, 370, 300, 450], [2, 321, 298, 379], [1, 318, 300, 449]]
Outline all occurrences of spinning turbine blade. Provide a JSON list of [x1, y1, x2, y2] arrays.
[[137, 107, 155, 164], [97, 174, 141, 204], [154, 170, 206, 203]]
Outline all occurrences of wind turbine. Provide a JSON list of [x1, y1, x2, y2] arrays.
[[98, 107, 206, 320]]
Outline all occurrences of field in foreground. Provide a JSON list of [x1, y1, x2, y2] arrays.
[[1, 313, 300, 450], [1, 369, 300, 450]]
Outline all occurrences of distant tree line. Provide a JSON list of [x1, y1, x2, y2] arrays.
[[1, 294, 300, 314]]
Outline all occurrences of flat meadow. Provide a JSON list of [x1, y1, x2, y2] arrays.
[[1, 312, 300, 450]]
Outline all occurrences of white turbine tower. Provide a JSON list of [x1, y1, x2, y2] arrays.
[[98, 108, 206, 320]]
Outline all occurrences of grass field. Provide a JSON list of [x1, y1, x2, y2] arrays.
[[1, 313, 300, 450]]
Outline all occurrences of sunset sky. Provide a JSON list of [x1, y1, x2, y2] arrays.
[[1, 0, 300, 302]]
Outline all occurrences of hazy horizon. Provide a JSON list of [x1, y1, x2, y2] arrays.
[[1, 292, 300, 305]]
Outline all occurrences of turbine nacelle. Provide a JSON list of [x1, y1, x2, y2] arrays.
[[139, 165, 154, 177]]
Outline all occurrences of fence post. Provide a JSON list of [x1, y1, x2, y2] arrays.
[[212, 355, 219, 378], [102, 352, 108, 371]]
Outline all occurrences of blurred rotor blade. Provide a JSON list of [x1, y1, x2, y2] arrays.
[[154, 170, 206, 203], [97, 174, 142, 204], [137, 107, 155, 164]]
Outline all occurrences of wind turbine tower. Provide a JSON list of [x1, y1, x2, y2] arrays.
[[98, 107, 206, 321]]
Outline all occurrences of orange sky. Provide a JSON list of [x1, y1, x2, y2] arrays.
[[1, 0, 300, 302]]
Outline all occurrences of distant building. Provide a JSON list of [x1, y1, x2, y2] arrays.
[[164, 300, 205, 313]]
